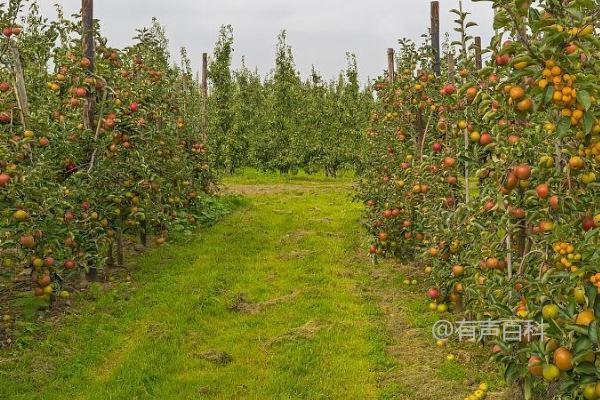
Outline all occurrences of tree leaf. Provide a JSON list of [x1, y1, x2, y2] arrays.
[[544, 86, 554, 104], [557, 117, 571, 138], [577, 90, 591, 110], [584, 111, 593, 135]]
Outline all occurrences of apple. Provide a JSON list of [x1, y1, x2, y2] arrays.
[[515, 165, 531, 180], [0, 112, 11, 123], [505, 173, 518, 190], [452, 265, 464, 276], [582, 217, 597, 232], [38, 275, 51, 287], [528, 355, 543, 376], [485, 257, 499, 269], [495, 53, 511, 66], [75, 87, 87, 97], [568, 156, 584, 169], [427, 287, 440, 299], [0, 173, 10, 187], [19, 235, 35, 248], [466, 87, 477, 100], [535, 183, 549, 199], [509, 206, 526, 219], [549, 195, 559, 210], [443, 157, 456, 168], [443, 83, 455, 94], [130, 102, 139, 112], [479, 132, 493, 146], [64, 211, 75, 222]]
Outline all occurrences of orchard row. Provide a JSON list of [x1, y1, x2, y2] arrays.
[[0, 0, 217, 314], [359, 0, 600, 398]]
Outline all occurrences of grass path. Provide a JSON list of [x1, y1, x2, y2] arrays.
[[0, 171, 504, 399]]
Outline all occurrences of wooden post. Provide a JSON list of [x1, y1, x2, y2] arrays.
[[82, 0, 95, 131], [10, 47, 29, 126], [474, 36, 482, 70], [200, 52, 208, 142], [386, 48, 395, 83], [431, 1, 440, 75]]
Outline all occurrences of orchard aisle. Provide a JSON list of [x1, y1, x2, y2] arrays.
[[2, 172, 502, 399]]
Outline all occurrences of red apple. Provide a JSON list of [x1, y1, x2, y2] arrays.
[[549, 195, 559, 210], [0, 173, 10, 187], [479, 132, 493, 146], [535, 183, 549, 199], [427, 287, 440, 299], [515, 164, 531, 180], [583, 217, 597, 231], [528, 355, 543, 376]]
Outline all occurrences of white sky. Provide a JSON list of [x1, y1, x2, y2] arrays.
[[34, 0, 495, 82]]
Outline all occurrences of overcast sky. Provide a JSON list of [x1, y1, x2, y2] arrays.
[[35, 0, 495, 82]]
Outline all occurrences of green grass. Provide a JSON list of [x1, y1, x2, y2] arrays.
[[0, 174, 382, 399], [0, 172, 505, 399]]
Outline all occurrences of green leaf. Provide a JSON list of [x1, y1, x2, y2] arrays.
[[577, 90, 592, 110], [584, 111, 594, 135], [589, 320, 599, 345], [587, 284, 597, 309], [493, 10, 510, 30], [544, 86, 554, 104], [574, 362, 596, 375], [504, 362, 520, 383], [557, 117, 571, 138], [575, 337, 594, 353]]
